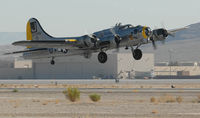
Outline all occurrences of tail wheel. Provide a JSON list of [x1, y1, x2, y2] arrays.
[[50, 60, 55, 65], [98, 52, 107, 63], [133, 49, 142, 60], [50, 57, 55, 65]]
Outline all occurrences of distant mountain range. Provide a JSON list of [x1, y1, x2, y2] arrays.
[[0, 22, 200, 62], [169, 22, 200, 41], [0, 32, 25, 45]]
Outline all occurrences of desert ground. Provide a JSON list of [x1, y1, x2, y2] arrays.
[[0, 79, 200, 118]]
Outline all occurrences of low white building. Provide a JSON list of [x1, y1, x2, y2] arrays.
[[14, 59, 32, 68], [0, 53, 154, 79]]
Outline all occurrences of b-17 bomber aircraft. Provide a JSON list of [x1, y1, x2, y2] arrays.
[[7, 18, 187, 65]]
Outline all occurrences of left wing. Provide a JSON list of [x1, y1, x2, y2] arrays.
[[4, 48, 47, 55], [12, 40, 79, 49]]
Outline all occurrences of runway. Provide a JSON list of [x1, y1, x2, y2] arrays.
[[0, 79, 200, 84], [1, 87, 200, 94]]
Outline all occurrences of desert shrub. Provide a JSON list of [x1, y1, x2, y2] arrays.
[[152, 109, 158, 114], [150, 97, 156, 103], [64, 88, 80, 102], [63, 89, 67, 94], [176, 96, 183, 103], [159, 94, 176, 103], [165, 96, 176, 103], [42, 101, 48, 105], [197, 95, 200, 100], [0, 84, 4, 87], [89, 94, 101, 102], [194, 95, 200, 103], [55, 99, 60, 104], [32, 99, 40, 102], [12, 88, 18, 92]]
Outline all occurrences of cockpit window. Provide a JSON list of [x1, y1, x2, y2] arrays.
[[119, 24, 133, 30], [134, 25, 142, 32]]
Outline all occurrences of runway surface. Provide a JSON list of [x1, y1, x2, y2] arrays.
[[0, 79, 200, 84], [1, 87, 200, 94]]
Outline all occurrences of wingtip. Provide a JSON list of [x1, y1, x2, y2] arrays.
[[184, 26, 190, 29], [3, 52, 12, 55]]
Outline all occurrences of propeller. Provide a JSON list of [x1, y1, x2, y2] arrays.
[[149, 28, 174, 49], [160, 22, 175, 44], [110, 27, 122, 52], [84, 29, 100, 48], [149, 36, 157, 49], [86, 34, 100, 48], [149, 24, 188, 50]]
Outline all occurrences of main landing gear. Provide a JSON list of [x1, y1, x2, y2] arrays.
[[49, 47, 142, 65], [98, 52, 107, 63], [131, 47, 143, 60], [97, 46, 142, 63]]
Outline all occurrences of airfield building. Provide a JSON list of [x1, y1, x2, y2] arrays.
[[0, 53, 154, 79], [154, 62, 200, 78]]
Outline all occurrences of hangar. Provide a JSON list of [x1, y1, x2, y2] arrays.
[[0, 53, 154, 79]]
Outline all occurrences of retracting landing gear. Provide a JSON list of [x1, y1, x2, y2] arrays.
[[98, 52, 107, 63], [50, 57, 55, 65], [131, 46, 143, 60]]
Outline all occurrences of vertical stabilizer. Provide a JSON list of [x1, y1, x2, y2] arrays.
[[26, 18, 53, 41]]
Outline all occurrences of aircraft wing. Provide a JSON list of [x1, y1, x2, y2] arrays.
[[4, 48, 47, 55], [12, 40, 79, 49], [168, 27, 188, 36]]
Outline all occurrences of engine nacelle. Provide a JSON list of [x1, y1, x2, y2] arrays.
[[152, 28, 168, 41], [79, 35, 99, 49]]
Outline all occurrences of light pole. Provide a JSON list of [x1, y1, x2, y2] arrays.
[[168, 49, 173, 79]]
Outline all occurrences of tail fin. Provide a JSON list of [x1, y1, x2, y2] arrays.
[[26, 18, 53, 41]]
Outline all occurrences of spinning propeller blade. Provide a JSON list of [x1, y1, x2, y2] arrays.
[[110, 27, 122, 52]]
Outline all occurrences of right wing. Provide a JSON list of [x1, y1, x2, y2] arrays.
[[168, 26, 188, 36]]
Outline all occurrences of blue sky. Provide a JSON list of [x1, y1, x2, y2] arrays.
[[0, 0, 199, 37]]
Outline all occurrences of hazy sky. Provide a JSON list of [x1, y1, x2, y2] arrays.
[[0, 0, 199, 37]]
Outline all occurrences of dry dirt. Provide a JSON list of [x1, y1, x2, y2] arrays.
[[0, 87, 200, 118]]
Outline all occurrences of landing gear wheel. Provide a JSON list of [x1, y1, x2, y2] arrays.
[[98, 52, 107, 63], [125, 46, 129, 50], [132, 49, 142, 60], [50, 57, 55, 65], [50, 60, 55, 65]]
